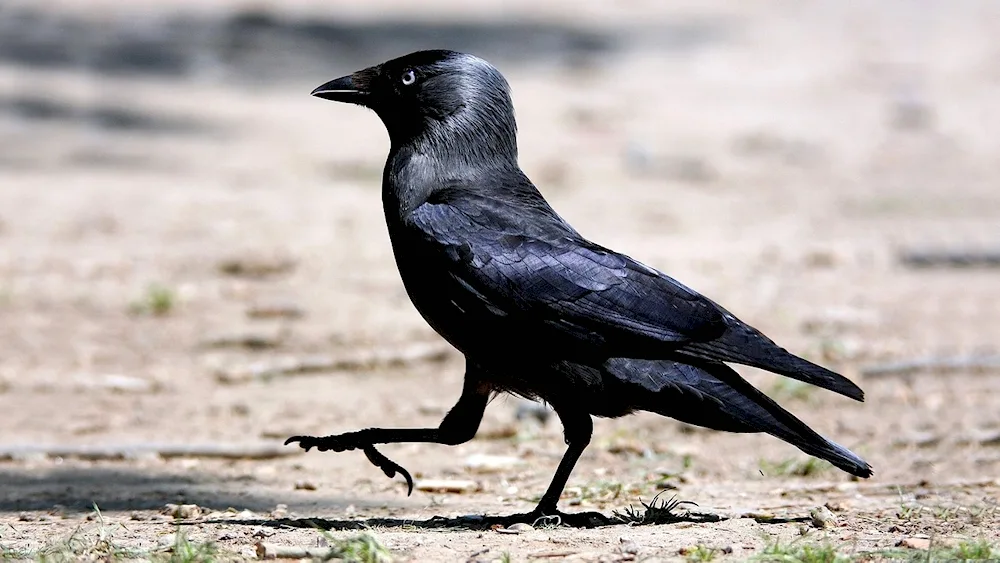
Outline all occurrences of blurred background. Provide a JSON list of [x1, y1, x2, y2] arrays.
[[1, 0, 999, 555]]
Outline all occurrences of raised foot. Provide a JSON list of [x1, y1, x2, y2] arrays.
[[284, 435, 414, 496], [284, 434, 353, 453], [500, 509, 611, 529]]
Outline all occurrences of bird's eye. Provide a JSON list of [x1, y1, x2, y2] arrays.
[[401, 69, 416, 86]]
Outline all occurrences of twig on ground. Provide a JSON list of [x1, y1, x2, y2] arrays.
[[899, 250, 1000, 269], [861, 356, 1000, 378]]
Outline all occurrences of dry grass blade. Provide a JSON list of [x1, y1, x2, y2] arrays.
[[612, 492, 700, 525]]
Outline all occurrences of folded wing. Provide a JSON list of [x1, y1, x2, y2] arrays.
[[408, 195, 863, 401]]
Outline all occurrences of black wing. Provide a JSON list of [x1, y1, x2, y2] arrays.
[[407, 192, 863, 401], [408, 196, 727, 351]]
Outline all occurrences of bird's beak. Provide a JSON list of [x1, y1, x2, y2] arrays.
[[312, 66, 378, 105], [311, 74, 364, 104]]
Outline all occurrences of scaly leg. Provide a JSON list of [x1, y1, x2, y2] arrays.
[[504, 403, 610, 528], [285, 376, 489, 494]]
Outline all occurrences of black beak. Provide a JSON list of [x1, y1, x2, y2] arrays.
[[311, 72, 369, 105]]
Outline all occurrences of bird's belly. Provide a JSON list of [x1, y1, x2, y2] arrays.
[[401, 270, 499, 352], [392, 258, 523, 357]]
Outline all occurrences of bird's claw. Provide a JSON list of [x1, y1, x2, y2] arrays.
[[363, 445, 414, 496], [283, 434, 414, 495]]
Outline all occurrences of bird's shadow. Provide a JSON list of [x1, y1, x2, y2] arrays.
[[205, 509, 735, 531]]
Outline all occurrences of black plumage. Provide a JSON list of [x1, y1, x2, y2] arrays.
[[286, 50, 872, 526]]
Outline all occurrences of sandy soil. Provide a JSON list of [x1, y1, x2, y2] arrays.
[[2, 1, 999, 560]]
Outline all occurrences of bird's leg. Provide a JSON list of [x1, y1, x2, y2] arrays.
[[285, 377, 489, 495], [505, 406, 611, 528]]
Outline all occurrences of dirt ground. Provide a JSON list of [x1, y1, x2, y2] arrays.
[[2, 1, 1000, 561]]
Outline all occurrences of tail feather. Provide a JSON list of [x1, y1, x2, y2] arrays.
[[680, 326, 865, 402], [605, 358, 873, 478]]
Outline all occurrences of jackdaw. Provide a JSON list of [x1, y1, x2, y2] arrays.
[[286, 50, 872, 526]]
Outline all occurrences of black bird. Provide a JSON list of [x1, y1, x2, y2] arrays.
[[286, 50, 872, 526]]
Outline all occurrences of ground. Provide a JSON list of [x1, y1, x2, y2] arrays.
[[1, 1, 999, 561]]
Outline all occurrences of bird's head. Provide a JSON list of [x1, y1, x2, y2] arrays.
[[312, 50, 517, 160]]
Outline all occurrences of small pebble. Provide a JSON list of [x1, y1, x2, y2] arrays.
[[898, 537, 931, 550], [810, 505, 838, 528], [619, 536, 640, 555], [163, 503, 202, 520], [415, 479, 478, 493]]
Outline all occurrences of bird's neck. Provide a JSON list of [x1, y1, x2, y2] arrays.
[[426, 106, 518, 160], [385, 103, 518, 168], [382, 129, 519, 219]]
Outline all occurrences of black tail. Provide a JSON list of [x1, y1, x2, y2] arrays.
[[679, 321, 865, 402], [606, 357, 873, 478]]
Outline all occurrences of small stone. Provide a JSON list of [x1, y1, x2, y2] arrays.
[[743, 511, 776, 522], [619, 537, 640, 555], [415, 479, 479, 493], [898, 537, 931, 550], [810, 505, 838, 528], [294, 480, 317, 491], [163, 503, 202, 520], [824, 500, 849, 512]]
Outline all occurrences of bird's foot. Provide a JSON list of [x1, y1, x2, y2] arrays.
[[501, 508, 611, 529], [284, 433, 358, 453], [284, 434, 414, 495]]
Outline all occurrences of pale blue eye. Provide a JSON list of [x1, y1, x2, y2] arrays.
[[401, 70, 416, 86]]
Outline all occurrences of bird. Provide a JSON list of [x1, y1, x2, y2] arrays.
[[285, 49, 872, 527]]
